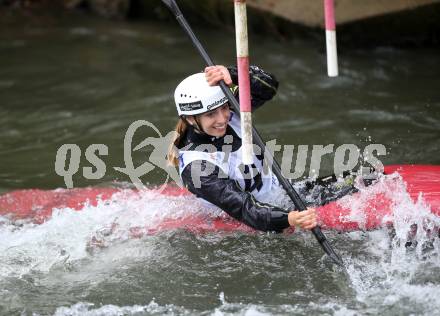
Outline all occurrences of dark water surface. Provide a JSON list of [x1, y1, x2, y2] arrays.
[[0, 10, 440, 316], [1, 11, 439, 191]]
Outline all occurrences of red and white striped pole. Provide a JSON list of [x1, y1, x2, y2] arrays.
[[234, 0, 253, 164], [324, 0, 338, 77]]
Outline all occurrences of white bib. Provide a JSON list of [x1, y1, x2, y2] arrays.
[[178, 112, 279, 202]]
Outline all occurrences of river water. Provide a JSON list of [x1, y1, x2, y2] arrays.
[[0, 10, 440, 316]]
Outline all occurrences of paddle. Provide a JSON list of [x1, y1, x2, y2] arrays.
[[161, 0, 344, 267]]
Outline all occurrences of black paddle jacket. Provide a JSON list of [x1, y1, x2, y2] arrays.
[[178, 65, 290, 233]]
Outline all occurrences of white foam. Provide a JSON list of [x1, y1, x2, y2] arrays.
[[1, 173, 439, 313], [0, 189, 217, 279], [51, 300, 184, 316], [344, 172, 440, 311]]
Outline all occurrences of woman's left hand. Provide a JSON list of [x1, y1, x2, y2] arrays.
[[287, 208, 317, 230], [205, 65, 232, 87]]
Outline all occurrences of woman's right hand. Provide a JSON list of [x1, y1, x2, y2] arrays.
[[204, 65, 233, 87], [288, 208, 317, 230]]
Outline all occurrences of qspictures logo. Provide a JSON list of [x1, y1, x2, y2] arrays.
[[54, 120, 182, 192], [54, 120, 386, 190]]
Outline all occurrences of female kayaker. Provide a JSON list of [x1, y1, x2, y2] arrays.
[[168, 65, 317, 233]]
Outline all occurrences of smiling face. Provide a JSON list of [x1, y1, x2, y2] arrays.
[[187, 103, 230, 137]]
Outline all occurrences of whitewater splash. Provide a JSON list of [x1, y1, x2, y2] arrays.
[[340, 171, 440, 233], [0, 188, 222, 278], [0, 171, 439, 279], [341, 173, 440, 314], [0, 173, 440, 276], [0, 171, 440, 315]]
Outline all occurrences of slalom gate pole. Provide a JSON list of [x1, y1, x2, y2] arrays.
[[161, 0, 344, 267], [234, 0, 253, 165], [324, 0, 339, 77]]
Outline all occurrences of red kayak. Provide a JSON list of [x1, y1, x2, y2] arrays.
[[317, 165, 440, 231], [0, 165, 439, 233]]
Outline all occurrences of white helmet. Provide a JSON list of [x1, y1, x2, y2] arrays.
[[174, 73, 228, 116]]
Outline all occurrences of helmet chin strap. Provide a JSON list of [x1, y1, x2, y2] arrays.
[[194, 116, 207, 134], [183, 116, 206, 135]]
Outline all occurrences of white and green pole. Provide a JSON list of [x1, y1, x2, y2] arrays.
[[234, 0, 253, 164]]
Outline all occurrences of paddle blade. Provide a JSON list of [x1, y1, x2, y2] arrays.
[[321, 239, 344, 267]]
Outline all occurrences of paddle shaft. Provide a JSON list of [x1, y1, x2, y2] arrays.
[[161, 0, 343, 267]]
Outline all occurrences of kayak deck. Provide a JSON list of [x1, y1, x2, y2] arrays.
[[0, 165, 439, 232]]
